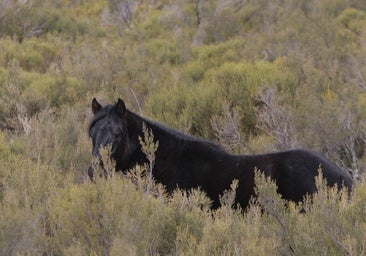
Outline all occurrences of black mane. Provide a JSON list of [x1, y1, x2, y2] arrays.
[[88, 105, 114, 135], [130, 111, 226, 154]]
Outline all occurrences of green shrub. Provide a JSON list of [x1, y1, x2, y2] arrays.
[[21, 73, 84, 113], [337, 8, 366, 35], [195, 38, 247, 69], [0, 37, 60, 73], [202, 8, 241, 44], [181, 61, 205, 83], [46, 9, 89, 39], [137, 9, 167, 39], [144, 83, 191, 131], [21, 73, 56, 114], [0, 131, 64, 254], [144, 38, 183, 65], [0, 1, 49, 40], [145, 61, 296, 139]]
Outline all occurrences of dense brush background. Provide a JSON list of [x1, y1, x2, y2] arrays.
[[1, 0, 366, 255]]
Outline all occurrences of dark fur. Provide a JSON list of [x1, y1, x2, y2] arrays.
[[88, 98, 353, 209]]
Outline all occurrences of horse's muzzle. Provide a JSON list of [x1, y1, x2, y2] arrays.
[[87, 159, 109, 181], [87, 159, 103, 180], [87, 165, 94, 180]]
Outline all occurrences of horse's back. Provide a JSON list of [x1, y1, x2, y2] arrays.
[[284, 149, 352, 187], [246, 149, 353, 202]]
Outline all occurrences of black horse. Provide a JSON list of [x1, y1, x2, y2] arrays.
[[88, 98, 353, 209]]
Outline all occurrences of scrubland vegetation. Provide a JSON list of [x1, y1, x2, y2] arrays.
[[1, 0, 366, 255]]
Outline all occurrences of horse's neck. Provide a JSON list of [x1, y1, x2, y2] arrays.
[[127, 111, 230, 166], [128, 112, 180, 146], [126, 112, 168, 158]]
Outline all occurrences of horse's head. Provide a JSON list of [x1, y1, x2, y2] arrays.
[[87, 98, 130, 179]]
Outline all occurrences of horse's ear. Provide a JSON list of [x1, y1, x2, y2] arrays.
[[116, 98, 126, 118], [92, 98, 102, 114]]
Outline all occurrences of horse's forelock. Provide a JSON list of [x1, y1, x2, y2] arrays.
[[89, 105, 128, 135], [88, 106, 113, 133]]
